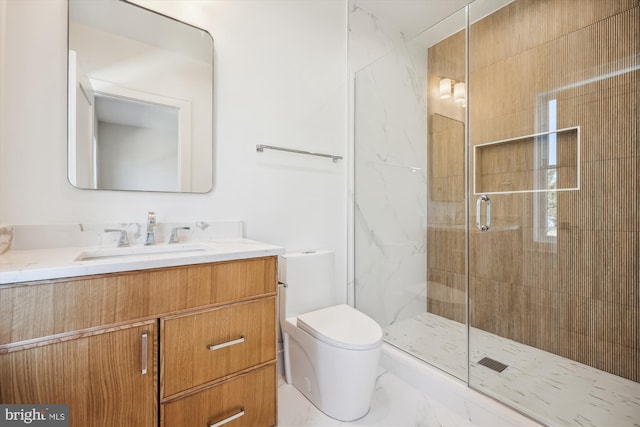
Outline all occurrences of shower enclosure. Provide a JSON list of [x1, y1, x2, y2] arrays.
[[352, 0, 639, 425]]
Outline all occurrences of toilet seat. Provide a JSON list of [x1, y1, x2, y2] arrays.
[[296, 304, 383, 351]]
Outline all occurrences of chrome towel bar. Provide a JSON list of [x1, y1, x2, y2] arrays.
[[256, 144, 343, 162]]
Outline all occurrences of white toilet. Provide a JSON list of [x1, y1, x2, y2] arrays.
[[278, 250, 383, 422]]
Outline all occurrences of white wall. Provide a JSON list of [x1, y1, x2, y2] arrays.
[[97, 122, 178, 191], [0, 0, 348, 300]]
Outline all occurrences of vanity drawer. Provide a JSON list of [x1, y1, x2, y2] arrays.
[[161, 364, 276, 427], [161, 297, 276, 398]]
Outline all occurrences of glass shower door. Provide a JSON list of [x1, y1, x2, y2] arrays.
[[353, 4, 469, 381], [467, 0, 639, 425]]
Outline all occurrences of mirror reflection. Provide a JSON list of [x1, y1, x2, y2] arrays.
[[67, 0, 213, 193]]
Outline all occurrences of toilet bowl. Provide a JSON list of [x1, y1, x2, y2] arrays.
[[279, 251, 383, 421]]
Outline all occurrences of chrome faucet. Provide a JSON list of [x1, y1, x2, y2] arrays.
[[169, 226, 190, 244], [145, 212, 157, 245], [104, 229, 129, 247]]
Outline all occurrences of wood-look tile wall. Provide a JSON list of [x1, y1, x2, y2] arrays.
[[427, 0, 639, 382]]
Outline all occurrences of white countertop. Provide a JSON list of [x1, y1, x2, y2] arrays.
[[0, 239, 285, 285]]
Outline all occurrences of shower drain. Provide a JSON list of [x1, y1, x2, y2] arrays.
[[477, 356, 508, 373]]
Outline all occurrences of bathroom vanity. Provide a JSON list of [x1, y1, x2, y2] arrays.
[[0, 234, 283, 427]]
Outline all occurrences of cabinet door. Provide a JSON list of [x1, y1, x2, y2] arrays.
[[0, 322, 157, 427]]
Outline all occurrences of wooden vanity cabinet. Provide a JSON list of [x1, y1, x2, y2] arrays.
[[0, 321, 158, 427], [0, 256, 278, 427]]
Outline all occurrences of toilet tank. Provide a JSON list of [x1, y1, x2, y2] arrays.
[[278, 250, 336, 318]]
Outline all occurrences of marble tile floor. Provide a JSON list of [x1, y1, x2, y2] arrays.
[[384, 312, 640, 427], [277, 366, 540, 427]]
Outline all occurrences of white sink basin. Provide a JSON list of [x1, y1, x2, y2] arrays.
[[75, 243, 210, 261]]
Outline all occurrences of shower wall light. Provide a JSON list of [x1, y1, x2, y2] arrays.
[[454, 81, 466, 106], [439, 78, 453, 99], [438, 77, 466, 107]]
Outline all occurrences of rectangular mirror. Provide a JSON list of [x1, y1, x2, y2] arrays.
[[68, 0, 213, 193]]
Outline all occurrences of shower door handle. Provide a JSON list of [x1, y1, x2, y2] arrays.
[[476, 195, 491, 232]]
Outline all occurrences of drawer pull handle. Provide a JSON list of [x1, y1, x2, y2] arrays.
[[209, 407, 245, 427], [141, 331, 148, 375], [207, 336, 245, 351]]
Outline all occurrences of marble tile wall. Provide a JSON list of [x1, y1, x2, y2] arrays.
[[352, 5, 430, 328]]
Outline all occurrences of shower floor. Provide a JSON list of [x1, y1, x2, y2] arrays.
[[384, 312, 640, 427]]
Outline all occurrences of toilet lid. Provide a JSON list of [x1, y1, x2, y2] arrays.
[[296, 304, 383, 351]]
